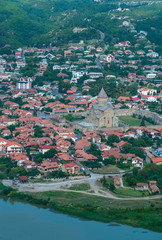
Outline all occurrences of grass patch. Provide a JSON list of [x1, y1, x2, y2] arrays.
[[92, 165, 121, 174], [118, 116, 152, 126], [34, 179, 53, 183], [69, 183, 90, 191], [30, 190, 162, 232], [115, 187, 150, 197]]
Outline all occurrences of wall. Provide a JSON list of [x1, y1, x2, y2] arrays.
[[134, 110, 162, 125]]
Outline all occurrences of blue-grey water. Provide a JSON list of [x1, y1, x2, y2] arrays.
[[0, 199, 161, 240]]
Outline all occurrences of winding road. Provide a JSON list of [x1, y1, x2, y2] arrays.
[[17, 173, 162, 201]]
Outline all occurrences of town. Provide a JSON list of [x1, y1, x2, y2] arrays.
[[0, 0, 162, 200], [0, 39, 162, 198], [0, 0, 162, 236]]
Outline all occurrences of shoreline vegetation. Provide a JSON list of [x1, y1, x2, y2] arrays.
[[0, 183, 162, 233]]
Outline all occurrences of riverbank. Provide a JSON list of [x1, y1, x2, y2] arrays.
[[0, 183, 162, 233]]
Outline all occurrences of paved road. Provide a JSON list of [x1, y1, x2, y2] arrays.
[[95, 57, 104, 71], [17, 176, 162, 201], [18, 180, 162, 201]]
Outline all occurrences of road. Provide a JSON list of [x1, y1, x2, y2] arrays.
[[18, 178, 162, 201], [15, 160, 161, 201], [95, 57, 104, 71], [17, 174, 162, 201]]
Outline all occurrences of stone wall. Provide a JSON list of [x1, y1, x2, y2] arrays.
[[114, 108, 134, 116], [134, 110, 162, 125]]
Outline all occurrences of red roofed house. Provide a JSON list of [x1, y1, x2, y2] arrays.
[[5, 142, 23, 154], [117, 96, 130, 102], [62, 162, 80, 174], [38, 160, 60, 173], [75, 137, 91, 150], [152, 157, 162, 165], [56, 153, 74, 162], [19, 176, 28, 184], [39, 145, 56, 154]]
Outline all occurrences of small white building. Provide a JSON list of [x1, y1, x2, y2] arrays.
[[146, 73, 156, 79], [88, 72, 103, 78], [17, 77, 32, 90], [146, 52, 159, 58], [138, 88, 157, 95], [132, 157, 143, 169]]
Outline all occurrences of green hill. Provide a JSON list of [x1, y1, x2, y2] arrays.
[[0, 0, 162, 49]]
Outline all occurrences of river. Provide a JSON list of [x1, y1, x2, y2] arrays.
[[0, 199, 161, 240]]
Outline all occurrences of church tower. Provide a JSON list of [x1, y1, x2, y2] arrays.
[[97, 88, 108, 105]]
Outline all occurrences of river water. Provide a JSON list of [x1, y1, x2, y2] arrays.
[[0, 199, 161, 240]]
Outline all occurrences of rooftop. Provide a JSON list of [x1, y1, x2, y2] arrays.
[[98, 88, 108, 99]]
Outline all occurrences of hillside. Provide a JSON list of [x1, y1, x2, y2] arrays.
[[0, 0, 162, 49]]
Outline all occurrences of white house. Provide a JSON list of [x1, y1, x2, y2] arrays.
[[17, 77, 32, 90], [132, 157, 143, 169], [5, 142, 23, 153], [146, 52, 159, 58], [138, 88, 157, 95], [106, 54, 114, 63], [146, 73, 156, 79], [88, 72, 103, 78]]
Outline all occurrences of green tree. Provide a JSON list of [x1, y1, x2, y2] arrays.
[[34, 126, 44, 138], [140, 117, 145, 126], [43, 148, 57, 159], [110, 182, 115, 191], [107, 134, 120, 146], [65, 113, 73, 121], [109, 155, 116, 165]]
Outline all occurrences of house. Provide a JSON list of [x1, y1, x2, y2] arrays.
[[149, 181, 160, 193], [114, 178, 120, 187], [5, 142, 23, 154], [118, 41, 130, 47], [146, 73, 156, 79], [56, 153, 74, 162], [75, 137, 91, 150], [75, 150, 97, 161], [38, 160, 60, 172], [128, 72, 136, 81], [146, 52, 159, 58], [83, 132, 101, 143], [138, 88, 157, 95], [88, 72, 103, 78], [117, 96, 130, 102], [136, 183, 149, 191], [19, 176, 28, 184], [99, 144, 111, 151], [64, 50, 73, 58], [132, 157, 143, 169], [113, 141, 128, 149], [152, 157, 162, 165], [106, 54, 114, 63], [18, 160, 37, 171], [62, 162, 80, 175], [1, 129, 11, 137], [0, 137, 9, 151], [39, 145, 56, 154], [122, 21, 130, 27]]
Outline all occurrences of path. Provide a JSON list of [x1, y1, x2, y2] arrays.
[[17, 177, 162, 201]]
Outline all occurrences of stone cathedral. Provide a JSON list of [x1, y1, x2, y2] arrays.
[[86, 88, 118, 128]]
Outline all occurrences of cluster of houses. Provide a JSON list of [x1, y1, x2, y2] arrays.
[[0, 12, 161, 189]]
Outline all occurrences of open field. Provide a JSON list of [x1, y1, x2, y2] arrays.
[[92, 165, 121, 174], [118, 116, 152, 126], [68, 183, 91, 191], [29, 190, 162, 232], [114, 187, 150, 197]]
